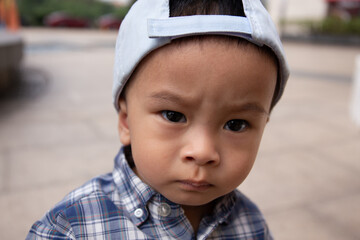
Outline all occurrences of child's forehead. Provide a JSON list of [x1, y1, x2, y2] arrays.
[[138, 36, 276, 74], [123, 35, 277, 108], [127, 37, 277, 109], [133, 37, 235, 75]]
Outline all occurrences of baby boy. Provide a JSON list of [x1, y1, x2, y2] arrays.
[[27, 0, 289, 239]]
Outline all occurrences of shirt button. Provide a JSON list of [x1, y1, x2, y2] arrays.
[[134, 208, 144, 218], [158, 203, 171, 217]]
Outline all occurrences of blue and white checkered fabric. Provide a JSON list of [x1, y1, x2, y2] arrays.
[[26, 148, 272, 239]]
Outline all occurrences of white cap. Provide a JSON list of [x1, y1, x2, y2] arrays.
[[113, 0, 290, 111]]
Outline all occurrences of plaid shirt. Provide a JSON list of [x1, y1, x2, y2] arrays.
[[27, 148, 272, 240]]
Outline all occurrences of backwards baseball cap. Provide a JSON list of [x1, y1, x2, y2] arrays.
[[113, 0, 290, 111]]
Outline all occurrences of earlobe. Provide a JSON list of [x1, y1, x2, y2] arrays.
[[118, 99, 131, 145]]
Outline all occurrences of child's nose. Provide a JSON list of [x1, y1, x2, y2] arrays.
[[181, 127, 220, 166]]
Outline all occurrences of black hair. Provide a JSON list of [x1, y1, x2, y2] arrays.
[[169, 0, 246, 17]]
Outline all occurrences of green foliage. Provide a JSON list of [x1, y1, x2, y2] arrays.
[[282, 17, 360, 36], [112, 5, 131, 19], [17, 0, 130, 26], [319, 17, 360, 35]]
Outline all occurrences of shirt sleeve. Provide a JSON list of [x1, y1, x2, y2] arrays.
[[26, 212, 76, 240]]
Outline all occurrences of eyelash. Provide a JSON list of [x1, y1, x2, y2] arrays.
[[161, 110, 249, 132], [224, 119, 249, 132], [161, 110, 186, 123]]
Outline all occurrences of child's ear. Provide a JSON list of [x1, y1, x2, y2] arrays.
[[118, 99, 131, 145]]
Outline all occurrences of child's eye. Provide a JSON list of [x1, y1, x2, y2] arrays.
[[224, 119, 249, 132], [161, 110, 186, 123]]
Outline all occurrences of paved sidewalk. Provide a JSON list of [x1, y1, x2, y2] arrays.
[[0, 28, 360, 240]]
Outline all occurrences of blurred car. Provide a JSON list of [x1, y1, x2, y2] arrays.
[[44, 12, 88, 28], [97, 14, 122, 30], [326, 0, 360, 19]]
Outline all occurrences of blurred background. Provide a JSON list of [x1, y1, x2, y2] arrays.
[[0, 0, 360, 239]]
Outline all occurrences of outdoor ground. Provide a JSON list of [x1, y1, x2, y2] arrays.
[[0, 28, 359, 239]]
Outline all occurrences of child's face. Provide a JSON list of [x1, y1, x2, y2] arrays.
[[118, 38, 277, 207]]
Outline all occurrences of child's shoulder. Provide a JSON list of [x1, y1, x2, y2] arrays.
[[28, 173, 120, 237], [50, 173, 118, 218]]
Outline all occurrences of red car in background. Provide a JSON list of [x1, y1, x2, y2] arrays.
[[44, 12, 89, 28], [326, 0, 360, 19], [97, 14, 122, 30]]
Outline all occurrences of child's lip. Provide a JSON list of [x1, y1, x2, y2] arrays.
[[177, 179, 213, 191], [182, 180, 211, 186]]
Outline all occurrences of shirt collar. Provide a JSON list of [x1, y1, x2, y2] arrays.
[[206, 192, 237, 225], [112, 147, 156, 226]]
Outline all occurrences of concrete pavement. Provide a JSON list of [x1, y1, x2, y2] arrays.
[[0, 28, 359, 240]]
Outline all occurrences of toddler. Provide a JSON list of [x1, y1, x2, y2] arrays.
[[27, 0, 289, 239]]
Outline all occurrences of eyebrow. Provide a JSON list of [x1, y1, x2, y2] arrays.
[[148, 91, 187, 104], [148, 91, 269, 116], [234, 102, 269, 116]]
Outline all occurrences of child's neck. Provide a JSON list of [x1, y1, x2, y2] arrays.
[[181, 202, 215, 234]]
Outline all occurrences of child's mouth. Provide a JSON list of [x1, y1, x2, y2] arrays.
[[177, 180, 212, 192]]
